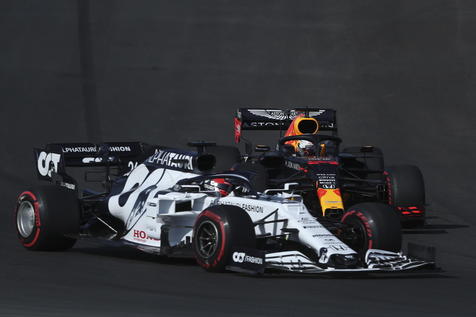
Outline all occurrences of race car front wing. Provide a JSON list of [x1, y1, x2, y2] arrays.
[[264, 249, 432, 274]]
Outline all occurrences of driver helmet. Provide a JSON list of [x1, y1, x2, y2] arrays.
[[296, 140, 316, 157], [283, 114, 320, 154], [208, 178, 234, 197]]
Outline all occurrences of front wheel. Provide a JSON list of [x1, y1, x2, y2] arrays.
[[193, 205, 256, 272], [341, 202, 401, 257], [15, 186, 80, 251]]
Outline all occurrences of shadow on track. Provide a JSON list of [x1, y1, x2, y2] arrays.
[[253, 268, 451, 280], [72, 241, 449, 281], [72, 244, 197, 267], [403, 223, 470, 235]]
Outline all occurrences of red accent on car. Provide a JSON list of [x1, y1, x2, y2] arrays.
[[215, 219, 226, 263], [342, 210, 374, 247], [23, 229, 41, 247], [18, 191, 41, 247], [341, 210, 356, 222], [333, 189, 342, 197], [19, 191, 38, 202], [19, 191, 41, 226], [317, 188, 327, 199], [308, 161, 338, 165], [397, 206, 424, 215], [383, 171, 393, 205], [133, 230, 147, 239], [234, 118, 242, 143], [201, 210, 221, 223], [212, 178, 233, 197], [199, 210, 226, 267]]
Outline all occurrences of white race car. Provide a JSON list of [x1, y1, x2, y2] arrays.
[[15, 143, 433, 274]]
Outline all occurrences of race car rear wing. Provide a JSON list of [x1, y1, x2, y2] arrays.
[[34, 141, 217, 194], [34, 142, 152, 179], [34, 142, 156, 192], [234, 108, 337, 143]]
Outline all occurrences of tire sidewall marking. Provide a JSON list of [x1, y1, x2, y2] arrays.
[[342, 209, 374, 250], [16, 191, 41, 247], [194, 210, 227, 269]]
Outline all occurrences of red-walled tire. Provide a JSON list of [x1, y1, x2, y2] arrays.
[[385, 165, 425, 227], [341, 203, 401, 257], [192, 205, 255, 272], [15, 186, 80, 251]]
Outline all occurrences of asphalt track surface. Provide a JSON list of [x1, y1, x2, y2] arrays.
[[1, 1, 476, 316]]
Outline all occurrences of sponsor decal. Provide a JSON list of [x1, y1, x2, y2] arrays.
[[82, 156, 126, 164], [62, 146, 97, 153], [248, 109, 326, 121], [328, 244, 349, 251], [82, 157, 103, 164], [308, 158, 337, 163], [228, 248, 265, 273], [60, 182, 76, 190], [249, 110, 290, 121], [125, 185, 157, 230], [316, 173, 336, 189], [147, 150, 193, 171], [285, 160, 301, 170], [319, 247, 329, 263], [219, 201, 264, 213], [62, 145, 131, 153], [240, 203, 264, 213], [298, 217, 321, 225], [133, 230, 147, 239], [250, 121, 283, 128], [132, 230, 160, 242], [232, 252, 263, 265], [37, 151, 61, 177], [109, 146, 131, 152], [128, 161, 138, 171]]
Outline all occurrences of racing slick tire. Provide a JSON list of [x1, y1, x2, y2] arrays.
[[341, 202, 401, 257], [193, 205, 256, 272], [15, 186, 80, 251], [205, 145, 241, 172], [385, 165, 425, 227]]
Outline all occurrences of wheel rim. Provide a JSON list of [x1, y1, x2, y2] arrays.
[[17, 201, 36, 238], [196, 220, 219, 258], [345, 218, 369, 254]]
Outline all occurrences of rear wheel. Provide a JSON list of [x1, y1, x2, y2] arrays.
[[385, 165, 425, 227], [193, 205, 255, 272], [341, 202, 401, 258], [15, 186, 80, 251]]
